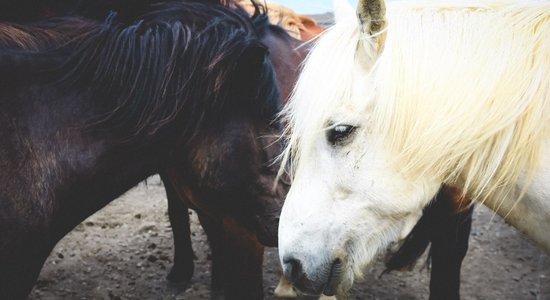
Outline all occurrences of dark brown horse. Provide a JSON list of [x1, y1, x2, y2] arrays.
[[0, 2, 291, 298], [0, 2, 286, 299]]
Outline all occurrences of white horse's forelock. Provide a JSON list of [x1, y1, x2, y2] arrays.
[[284, 0, 550, 205], [280, 13, 369, 178]]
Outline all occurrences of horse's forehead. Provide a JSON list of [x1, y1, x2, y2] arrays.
[[335, 65, 375, 117], [327, 105, 365, 125], [295, 61, 372, 128]]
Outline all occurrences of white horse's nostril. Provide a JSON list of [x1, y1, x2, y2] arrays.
[[282, 256, 304, 284]]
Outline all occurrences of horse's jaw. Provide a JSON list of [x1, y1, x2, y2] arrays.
[[278, 183, 427, 296]]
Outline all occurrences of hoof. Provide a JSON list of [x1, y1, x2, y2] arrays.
[[166, 266, 193, 287], [166, 277, 191, 297], [167, 278, 191, 289], [274, 277, 297, 298]]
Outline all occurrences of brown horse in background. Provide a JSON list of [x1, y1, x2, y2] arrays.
[[236, 0, 325, 41]]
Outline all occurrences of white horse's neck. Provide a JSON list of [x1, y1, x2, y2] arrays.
[[480, 141, 550, 254]]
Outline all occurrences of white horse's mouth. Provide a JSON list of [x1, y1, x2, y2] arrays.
[[280, 236, 361, 297]]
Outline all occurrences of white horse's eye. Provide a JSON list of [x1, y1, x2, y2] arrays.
[[327, 124, 357, 146]]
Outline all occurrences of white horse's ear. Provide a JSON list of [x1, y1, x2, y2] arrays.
[[333, 0, 355, 24], [357, 0, 387, 58]]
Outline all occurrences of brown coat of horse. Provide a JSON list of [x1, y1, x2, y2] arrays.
[[0, 2, 286, 299], [237, 0, 325, 41]]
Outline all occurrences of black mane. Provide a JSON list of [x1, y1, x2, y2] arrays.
[[50, 1, 281, 140], [0, 17, 96, 51]]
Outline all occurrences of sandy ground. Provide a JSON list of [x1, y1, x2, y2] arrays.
[[28, 175, 550, 300]]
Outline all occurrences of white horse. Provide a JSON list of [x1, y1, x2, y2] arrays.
[[278, 0, 550, 296]]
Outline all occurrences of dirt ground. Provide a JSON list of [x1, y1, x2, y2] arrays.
[[28, 175, 549, 300]]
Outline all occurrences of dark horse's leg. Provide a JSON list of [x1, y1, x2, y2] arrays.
[[198, 214, 265, 300], [0, 187, 129, 299], [428, 189, 473, 300], [197, 213, 225, 298], [385, 187, 473, 300], [0, 228, 53, 299], [161, 168, 265, 299], [220, 217, 264, 300], [161, 174, 195, 285]]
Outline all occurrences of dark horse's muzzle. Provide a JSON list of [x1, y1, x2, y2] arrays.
[[254, 210, 281, 247]]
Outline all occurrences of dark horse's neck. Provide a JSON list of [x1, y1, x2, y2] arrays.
[[0, 52, 162, 231], [0, 57, 166, 299]]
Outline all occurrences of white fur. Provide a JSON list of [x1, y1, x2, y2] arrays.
[[279, 0, 550, 296]]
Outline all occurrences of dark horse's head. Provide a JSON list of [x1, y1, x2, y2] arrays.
[[77, 1, 290, 246], [160, 3, 293, 247], [117, 2, 290, 247]]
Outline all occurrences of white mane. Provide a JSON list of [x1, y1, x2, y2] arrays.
[[284, 0, 550, 202]]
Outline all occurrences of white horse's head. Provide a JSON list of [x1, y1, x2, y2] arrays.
[[278, 0, 439, 295], [279, 0, 549, 296]]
